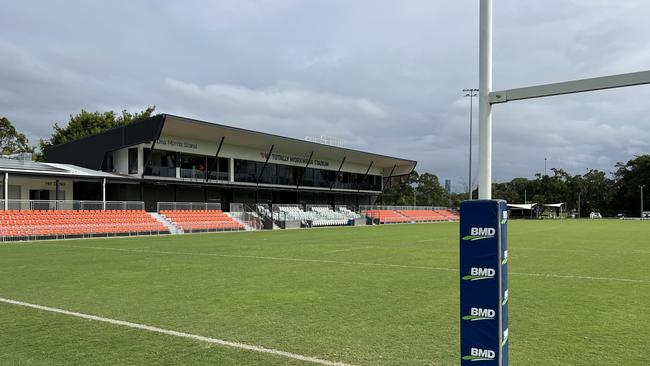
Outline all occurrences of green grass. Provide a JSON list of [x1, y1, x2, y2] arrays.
[[0, 220, 648, 365]]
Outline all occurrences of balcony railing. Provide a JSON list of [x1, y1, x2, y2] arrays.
[[144, 166, 177, 178]]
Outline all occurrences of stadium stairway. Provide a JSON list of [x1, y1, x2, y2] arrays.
[[225, 212, 255, 231], [149, 212, 184, 234]]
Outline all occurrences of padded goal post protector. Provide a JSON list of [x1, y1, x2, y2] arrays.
[[460, 200, 508, 365]]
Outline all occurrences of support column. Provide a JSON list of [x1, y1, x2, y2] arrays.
[[229, 158, 235, 182], [478, 0, 493, 199], [55, 179, 60, 210], [4, 173, 8, 211], [102, 178, 106, 210]]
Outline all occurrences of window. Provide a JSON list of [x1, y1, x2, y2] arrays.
[[102, 152, 114, 172], [128, 148, 138, 174], [179, 153, 207, 179], [231, 159, 382, 191], [234, 159, 258, 183], [143, 149, 177, 177]]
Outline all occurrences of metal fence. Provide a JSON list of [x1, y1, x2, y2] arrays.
[[0, 200, 144, 211], [0, 225, 167, 242], [359, 205, 450, 211], [229, 203, 263, 230], [157, 202, 222, 212]]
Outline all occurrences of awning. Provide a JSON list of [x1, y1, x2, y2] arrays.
[[507, 203, 536, 210]]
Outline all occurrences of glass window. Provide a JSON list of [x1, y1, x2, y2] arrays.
[[179, 153, 206, 179], [206, 157, 230, 180], [128, 148, 138, 174], [234, 159, 258, 183], [301, 168, 314, 187], [144, 149, 177, 177], [230, 159, 382, 191], [314, 168, 333, 188], [258, 162, 277, 184], [102, 152, 114, 172]]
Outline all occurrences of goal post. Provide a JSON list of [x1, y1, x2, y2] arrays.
[[462, 1, 650, 365]]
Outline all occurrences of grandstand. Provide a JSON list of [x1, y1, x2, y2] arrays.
[[261, 204, 363, 228], [0, 200, 459, 241], [362, 206, 459, 224], [0, 209, 167, 241], [0, 114, 464, 241], [40, 114, 416, 210], [159, 210, 245, 232]]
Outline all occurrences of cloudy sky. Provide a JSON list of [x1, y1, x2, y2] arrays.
[[1, 1, 649, 190]]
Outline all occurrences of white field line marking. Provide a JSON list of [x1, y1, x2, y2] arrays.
[[325, 246, 375, 254], [0, 297, 352, 366], [416, 238, 448, 243], [513, 246, 650, 255], [22, 243, 650, 284], [509, 271, 647, 283]]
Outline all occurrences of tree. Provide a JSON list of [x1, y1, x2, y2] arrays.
[[491, 182, 520, 203], [613, 155, 650, 215], [416, 172, 448, 206], [0, 117, 34, 155], [382, 171, 418, 205], [38, 106, 156, 157]]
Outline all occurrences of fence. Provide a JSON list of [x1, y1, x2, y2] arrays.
[[359, 205, 450, 211], [0, 225, 167, 242], [0, 200, 144, 211], [157, 202, 222, 212]]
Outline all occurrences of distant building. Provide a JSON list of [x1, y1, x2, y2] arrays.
[[445, 179, 452, 194]]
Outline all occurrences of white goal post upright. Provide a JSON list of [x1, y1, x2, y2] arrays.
[[478, 0, 493, 200]]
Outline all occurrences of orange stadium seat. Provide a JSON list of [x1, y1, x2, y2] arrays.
[[361, 209, 459, 224], [0, 210, 169, 240], [361, 210, 411, 224], [160, 210, 245, 232]]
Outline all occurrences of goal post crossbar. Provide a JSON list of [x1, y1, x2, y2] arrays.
[[489, 70, 650, 104]]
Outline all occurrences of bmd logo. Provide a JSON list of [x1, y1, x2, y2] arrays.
[[462, 347, 496, 362], [462, 307, 496, 321], [462, 267, 495, 281], [462, 227, 496, 241]]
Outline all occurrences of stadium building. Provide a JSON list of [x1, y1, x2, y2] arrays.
[[2, 114, 416, 212]]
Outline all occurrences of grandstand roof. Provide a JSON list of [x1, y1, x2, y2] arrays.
[[0, 158, 135, 181], [44, 114, 416, 177]]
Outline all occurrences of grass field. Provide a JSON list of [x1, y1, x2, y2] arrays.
[[0, 220, 648, 365]]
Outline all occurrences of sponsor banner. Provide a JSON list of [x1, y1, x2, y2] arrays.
[[260, 152, 330, 167], [460, 200, 508, 365]]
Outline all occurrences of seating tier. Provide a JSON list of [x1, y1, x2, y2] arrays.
[[0, 210, 168, 238], [160, 210, 245, 231]]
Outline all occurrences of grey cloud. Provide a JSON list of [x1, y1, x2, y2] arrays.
[[1, 0, 649, 187]]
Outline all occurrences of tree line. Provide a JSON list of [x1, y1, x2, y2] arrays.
[[1, 107, 648, 216], [0, 107, 156, 160], [383, 157, 649, 216]]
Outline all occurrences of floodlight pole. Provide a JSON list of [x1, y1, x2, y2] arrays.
[[478, 0, 493, 199], [641, 185, 645, 218], [463, 89, 479, 200]]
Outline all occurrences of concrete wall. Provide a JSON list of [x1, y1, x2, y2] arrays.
[[0, 176, 73, 200]]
